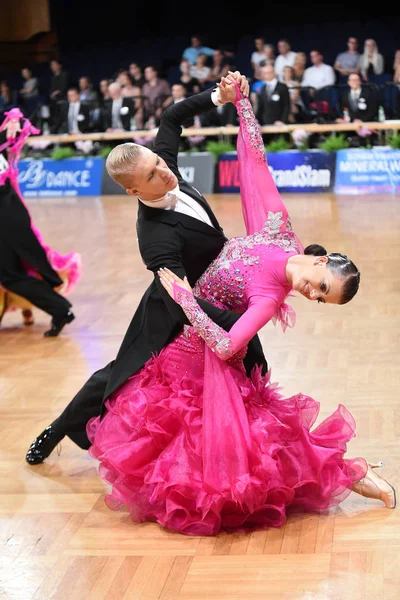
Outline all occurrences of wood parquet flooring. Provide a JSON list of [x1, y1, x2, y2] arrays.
[[0, 192, 399, 599]]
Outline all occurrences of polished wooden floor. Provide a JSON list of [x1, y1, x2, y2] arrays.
[[0, 192, 399, 599]]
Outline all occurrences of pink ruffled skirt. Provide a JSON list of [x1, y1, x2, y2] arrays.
[[87, 328, 367, 536]]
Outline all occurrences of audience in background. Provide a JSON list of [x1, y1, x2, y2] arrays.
[[142, 66, 172, 126], [334, 37, 360, 78], [52, 86, 91, 134], [2, 33, 398, 138], [292, 52, 307, 82], [274, 39, 297, 81], [360, 39, 384, 80], [78, 76, 98, 104], [392, 50, 400, 82], [129, 63, 145, 88], [336, 72, 378, 123], [177, 59, 200, 95], [189, 54, 211, 87], [301, 50, 336, 91], [182, 36, 215, 65], [251, 64, 290, 125]]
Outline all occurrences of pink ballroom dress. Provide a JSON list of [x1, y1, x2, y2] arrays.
[[87, 90, 367, 536]]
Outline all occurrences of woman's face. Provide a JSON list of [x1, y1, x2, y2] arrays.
[[292, 257, 344, 304]]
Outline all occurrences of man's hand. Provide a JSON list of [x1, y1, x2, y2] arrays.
[[225, 71, 249, 98], [216, 77, 237, 104]]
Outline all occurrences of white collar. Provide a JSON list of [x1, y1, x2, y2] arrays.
[[138, 184, 180, 209]]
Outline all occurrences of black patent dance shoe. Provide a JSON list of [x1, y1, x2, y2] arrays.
[[25, 425, 64, 465], [44, 311, 75, 337]]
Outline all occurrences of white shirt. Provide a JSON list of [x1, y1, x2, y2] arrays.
[[263, 77, 278, 97], [140, 185, 214, 227], [68, 101, 81, 132], [274, 51, 297, 80], [301, 64, 335, 90], [251, 51, 267, 66]]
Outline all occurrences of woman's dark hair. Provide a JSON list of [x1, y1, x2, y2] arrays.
[[304, 245, 360, 304], [304, 244, 327, 256]]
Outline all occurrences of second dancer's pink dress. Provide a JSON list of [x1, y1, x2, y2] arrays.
[[87, 88, 367, 536]]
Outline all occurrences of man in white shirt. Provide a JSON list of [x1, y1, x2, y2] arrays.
[[301, 50, 335, 91], [274, 39, 297, 81]]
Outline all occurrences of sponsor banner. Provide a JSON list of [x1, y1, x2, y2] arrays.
[[218, 150, 335, 193], [177, 152, 215, 194], [102, 152, 215, 195], [334, 148, 400, 194], [18, 157, 103, 197]]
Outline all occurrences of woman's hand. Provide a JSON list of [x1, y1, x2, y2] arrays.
[[158, 268, 192, 300]]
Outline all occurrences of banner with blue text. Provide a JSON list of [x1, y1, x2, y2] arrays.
[[18, 157, 103, 197], [334, 148, 400, 194]]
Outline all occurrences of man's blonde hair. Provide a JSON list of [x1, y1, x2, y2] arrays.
[[105, 143, 144, 190]]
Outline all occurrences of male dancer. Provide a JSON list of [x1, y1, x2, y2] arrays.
[[26, 72, 268, 463]]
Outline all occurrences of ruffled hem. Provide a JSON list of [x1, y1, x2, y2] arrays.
[[88, 354, 367, 536]]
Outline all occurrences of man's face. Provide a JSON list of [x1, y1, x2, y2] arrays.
[[348, 73, 361, 90], [126, 148, 178, 201], [68, 89, 79, 103]]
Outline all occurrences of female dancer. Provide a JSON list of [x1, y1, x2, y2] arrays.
[[87, 82, 395, 536], [0, 108, 80, 336]]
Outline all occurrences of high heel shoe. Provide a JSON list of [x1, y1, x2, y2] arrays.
[[353, 461, 396, 509]]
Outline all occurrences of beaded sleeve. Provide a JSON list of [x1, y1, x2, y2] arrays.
[[173, 283, 277, 361]]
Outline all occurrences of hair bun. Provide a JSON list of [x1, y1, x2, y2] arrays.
[[304, 244, 327, 256]]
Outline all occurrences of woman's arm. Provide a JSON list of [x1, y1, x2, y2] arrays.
[[159, 268, 276, 361], [234, 87, 290, 235]]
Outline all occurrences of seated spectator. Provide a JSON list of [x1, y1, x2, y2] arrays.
[[182, 35, 214, 65], [142, 66, 172, 126], [0, 81, 18, 116], [129, 63, 145, 88], [117, 71, 141, 98], [251, 38, 272, 80], [392, 50, 400, 83], [171, 83, 194, 127], [334, 37, 360, 78], [20, 68, 39, 103], [360, 39, 384, 81], [274, 39, 297, 81], [251, 64, 290, 125], [189, 54, 211, 87], [49, 59, 69, 103], [102, 81, 137, 131], [52, 86, 91, 134], [282, 66, 307, 123], [292, 52, 307, 82], [207, 49, 230, 85], [99, 79, 111, 106], [177, 59, 200, 96], [301, 50, 335, 91], [78, 76, 98, 104], [336, 72, 378, 123]]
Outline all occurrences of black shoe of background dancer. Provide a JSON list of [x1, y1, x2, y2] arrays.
[[44, 310, 75, 337], [25, 425, 64, 464]]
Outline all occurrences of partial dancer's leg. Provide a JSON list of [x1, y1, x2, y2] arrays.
[[352, 462, 396, 508], [0, 239, 74, 336], [25, 361, 115, 464]]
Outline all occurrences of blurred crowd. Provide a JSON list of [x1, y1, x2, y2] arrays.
[[1, 35, 400, 138]]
